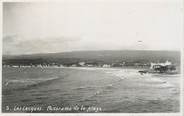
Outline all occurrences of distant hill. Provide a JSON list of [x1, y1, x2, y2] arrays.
[[3, 50, 180, 66]]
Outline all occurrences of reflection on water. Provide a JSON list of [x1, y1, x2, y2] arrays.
[[2, 67, 180, 113]]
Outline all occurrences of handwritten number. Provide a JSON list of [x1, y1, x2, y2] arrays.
[[6, 106, 9, 110]]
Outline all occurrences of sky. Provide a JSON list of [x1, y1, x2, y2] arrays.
[[3, 1, 182, 55]]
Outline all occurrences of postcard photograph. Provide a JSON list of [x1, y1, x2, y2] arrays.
[[1, 0, 182, 114]]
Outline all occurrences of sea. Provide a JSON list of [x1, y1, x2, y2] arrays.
[[2, 67, 180, 113]]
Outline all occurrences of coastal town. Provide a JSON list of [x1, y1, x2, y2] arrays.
[[3, 60, 179, 74]]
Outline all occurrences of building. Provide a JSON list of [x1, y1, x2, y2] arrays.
[[150, 61, 176, 73], [78, 62, 85, 66], [102, 64, 111, 68]]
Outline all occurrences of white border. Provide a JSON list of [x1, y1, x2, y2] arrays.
[[0, 0, 183, 116], [0, 0, 3, 114], [180, 0, 184, 115]]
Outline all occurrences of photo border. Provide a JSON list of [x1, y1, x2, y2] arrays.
[[0, 0, 183, 116]]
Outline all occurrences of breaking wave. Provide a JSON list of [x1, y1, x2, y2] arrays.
[[3, 76, 60, 93]]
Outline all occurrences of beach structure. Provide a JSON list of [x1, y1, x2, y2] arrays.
[[138, 60, 177, 74], [150, 61, 176, 73]]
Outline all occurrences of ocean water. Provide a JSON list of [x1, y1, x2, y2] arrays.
[[2, 67, 180, 113]]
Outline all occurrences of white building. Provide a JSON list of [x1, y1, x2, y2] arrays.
[[150, 60, 172, 69], [79, 62, 85, 66], [102, 64, 111, 68]]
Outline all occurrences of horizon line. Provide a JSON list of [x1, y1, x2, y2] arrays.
[[3, 49, 180, 57]]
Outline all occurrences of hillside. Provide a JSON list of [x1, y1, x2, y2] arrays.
[[3, 50, 180, 66]]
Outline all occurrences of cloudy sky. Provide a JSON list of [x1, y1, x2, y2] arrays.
[[3, 1, 182, 55]]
